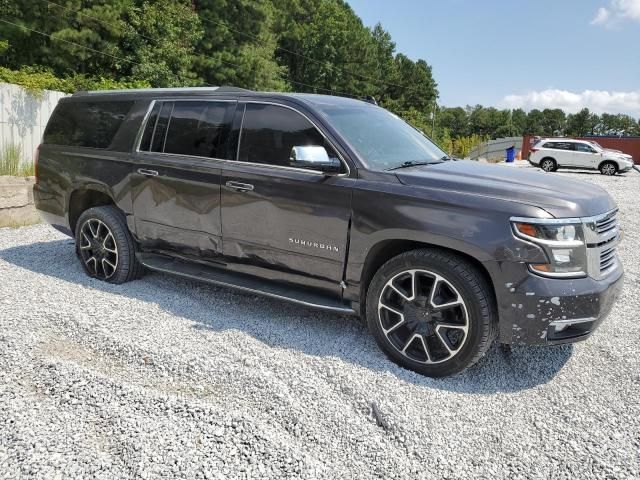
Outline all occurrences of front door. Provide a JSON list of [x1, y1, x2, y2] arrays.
[[131, 99, 237, 260], [220, 102, 354, 296], [572, 142, 599, 169]]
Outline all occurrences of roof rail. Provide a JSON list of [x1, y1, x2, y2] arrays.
[[73, 86, 253, 96]]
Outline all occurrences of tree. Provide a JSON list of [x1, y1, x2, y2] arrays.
[[525, 109, 544, 135], [541, 108, 566, 136], [566, 108, 599, 136]]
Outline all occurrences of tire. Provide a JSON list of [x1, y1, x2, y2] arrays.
[[365, 249, 496, 377], [540, 158, 557, 172], [75, 205, 144, 284], [599, 161, 617, 176]]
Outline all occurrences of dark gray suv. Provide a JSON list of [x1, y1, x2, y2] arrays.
[[34, 87, 624, 377]]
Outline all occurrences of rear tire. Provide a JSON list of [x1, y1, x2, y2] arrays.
[[540, 158, 557, 172], [75, 205, 144, 284], [365, 249, 496, 377], [599, 161, 617, 176]]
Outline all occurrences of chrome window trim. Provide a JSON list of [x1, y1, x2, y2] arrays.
[[134, 100, 156, 153], [133, 98, 351, 177], [134, 150, 327, 176], [235, 103, 246, 163]]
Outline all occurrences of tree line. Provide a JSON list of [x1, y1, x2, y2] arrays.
[[1, 0, 638, 158]]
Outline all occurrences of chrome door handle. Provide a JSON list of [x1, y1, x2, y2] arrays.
[[137, 168, 159, 177], [225, 181, 254, 192]]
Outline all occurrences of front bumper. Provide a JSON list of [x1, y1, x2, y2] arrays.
[[495, 261, 624, 345]]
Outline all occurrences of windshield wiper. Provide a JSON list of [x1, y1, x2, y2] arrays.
[[386, 160, 442, 171]]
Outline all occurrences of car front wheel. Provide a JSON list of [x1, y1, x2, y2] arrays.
[[599, 161, 617, 176], [365, 249, 496, 377]]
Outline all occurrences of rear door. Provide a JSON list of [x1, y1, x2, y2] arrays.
[[219, 102, 355, 296], [549, 141, 575, 166], [131, 99, 237, 260]]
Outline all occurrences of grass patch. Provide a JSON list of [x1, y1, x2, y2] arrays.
[[0, 143, 34, 177]]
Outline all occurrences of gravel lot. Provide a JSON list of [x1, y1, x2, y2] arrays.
[[1, 169, 639, 479]]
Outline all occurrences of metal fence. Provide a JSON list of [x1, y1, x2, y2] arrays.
[[0, 83, 68, 163]]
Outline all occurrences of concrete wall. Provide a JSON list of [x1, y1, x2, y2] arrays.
[[470, 136, 523, 161], [0, 83, 69, 163], [0, 176, 39, 226]]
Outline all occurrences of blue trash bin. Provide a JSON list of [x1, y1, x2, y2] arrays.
[[506, 146, 515, 163]]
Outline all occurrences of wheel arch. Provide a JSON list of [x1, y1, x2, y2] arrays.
[[67, 186, 116, 234], [358, 239, 496, 317], [598, 159, 618, 171]]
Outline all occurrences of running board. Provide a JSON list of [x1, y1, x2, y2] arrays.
[[137, 253, 356, 315]]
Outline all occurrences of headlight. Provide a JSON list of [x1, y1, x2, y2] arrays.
[[512, 219, 587, 278]]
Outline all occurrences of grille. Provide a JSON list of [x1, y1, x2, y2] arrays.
[[600, 244, 617, 272], [595, 210, 618, 234], [590, 209, 620, 278]]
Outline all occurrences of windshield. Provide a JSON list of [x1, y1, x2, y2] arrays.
[[317, 103, 448, 171], [588, 141, 604, 151]]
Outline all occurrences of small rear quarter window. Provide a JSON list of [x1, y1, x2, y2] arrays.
[[43, 100, 134, 149]]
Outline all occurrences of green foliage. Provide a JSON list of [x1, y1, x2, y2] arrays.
[[0, 66, 150, 95], [0, 0, 637, 144], [0, 143, 33, 177]]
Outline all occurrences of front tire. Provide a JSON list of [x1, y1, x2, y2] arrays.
[[366, 249, 496, 377], [75, 205, 144, 284], [599, 161, 617, 176]]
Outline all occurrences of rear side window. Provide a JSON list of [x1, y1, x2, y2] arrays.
[[164, 102, 235, 158], [43, 101, 133, 148], [139, 101, 236, 159], [238, 103, 337, 167], [543, 142, 573, 151]]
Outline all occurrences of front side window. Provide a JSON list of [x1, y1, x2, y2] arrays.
[[238, 103, 338, 167], [574, 143, 595, 153], [44, 100, 133, 149]]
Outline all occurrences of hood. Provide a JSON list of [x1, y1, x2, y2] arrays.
[[604, 149, 632, 159], [395, 160, 616, 218]]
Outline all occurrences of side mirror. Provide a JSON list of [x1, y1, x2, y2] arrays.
[[289, 146, 342, 174]]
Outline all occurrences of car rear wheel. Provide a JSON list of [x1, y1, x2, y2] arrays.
[[75, 205, 144, 284], [540, 158, 557, 172], [599, 161, 617, 176], [365, 249, 496, 377]]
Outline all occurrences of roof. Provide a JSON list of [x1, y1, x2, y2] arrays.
[[70, 86, 373, 108], [539, 138, 593, 143]]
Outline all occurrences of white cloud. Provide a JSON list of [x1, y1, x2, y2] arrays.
[[591, 0, 640, 26], [591, 7, 611, 25], [501, 89, 640, 116]]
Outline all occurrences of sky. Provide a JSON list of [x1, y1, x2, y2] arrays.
[[346, 0, 640, 116]]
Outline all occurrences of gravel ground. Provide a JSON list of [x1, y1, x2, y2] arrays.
[[1, 169, 639, 479]]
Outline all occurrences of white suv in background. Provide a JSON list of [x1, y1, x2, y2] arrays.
[[529, 138, 634, 175]]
